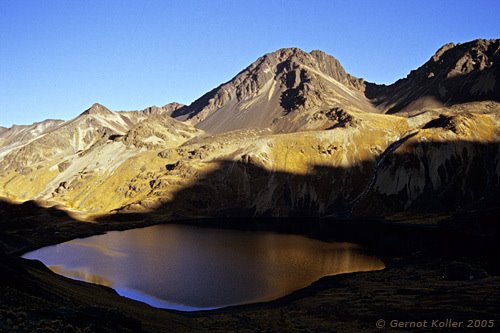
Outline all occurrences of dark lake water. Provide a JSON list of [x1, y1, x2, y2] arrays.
[[23, 224, 384, 311]]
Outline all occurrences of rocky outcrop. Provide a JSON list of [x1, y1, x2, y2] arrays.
[[121, 114, 201, 149], [139, 102, 185, 116], [366, 39, 500, 114]]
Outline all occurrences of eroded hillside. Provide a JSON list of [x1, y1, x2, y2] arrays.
[[1, 40, 499, 220]]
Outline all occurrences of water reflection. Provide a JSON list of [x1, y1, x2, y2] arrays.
[[49, 265, 113, 287], [23, 224, 384, 311]]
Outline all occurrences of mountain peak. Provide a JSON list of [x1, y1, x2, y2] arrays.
[[171, 47, 370, 134], [265, 47, 308, 60], [425, 39, 499, 77], [258, 48, 348, 77], [81, 103, 113, 116]]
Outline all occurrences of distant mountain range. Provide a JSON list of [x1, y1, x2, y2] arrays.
[[1, 39, 499, 220]]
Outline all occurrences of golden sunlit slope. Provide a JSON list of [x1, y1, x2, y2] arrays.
[[113, 104, 500, 219], [0, 104, 405, 215], [1, 41, 499, 220], [1, 104, 498, 219], [0, 105, 198, 215], [0, 119, 64, 160]]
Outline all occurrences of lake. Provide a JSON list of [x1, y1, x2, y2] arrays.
[[22, 223, 384, 311]]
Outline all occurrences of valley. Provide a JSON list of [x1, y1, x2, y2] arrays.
[[1, 38, 500, 332]]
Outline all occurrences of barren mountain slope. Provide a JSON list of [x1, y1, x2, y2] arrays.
[[118, 103, 500, 219], [172, 48, 375, 134], [0, 103, 197, 211], [0, 40, 499, 219], [366, 39, 500, 114], [0, 119, 64, 159]]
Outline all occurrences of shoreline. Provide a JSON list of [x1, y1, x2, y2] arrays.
[[1, 199, 499, 332]]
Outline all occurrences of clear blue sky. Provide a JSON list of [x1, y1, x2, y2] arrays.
[[1, 0, 499, 127]]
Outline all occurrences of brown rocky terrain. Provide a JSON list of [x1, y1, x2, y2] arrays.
[[171, 47, 375, 133], [1, 39, 499, 220], [366, 39, 500, 114], [0, 38, 500, 332]]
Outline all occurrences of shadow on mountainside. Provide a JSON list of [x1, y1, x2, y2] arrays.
[[104, 139, 500, 222]]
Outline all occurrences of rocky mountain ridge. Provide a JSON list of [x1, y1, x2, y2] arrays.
[[172, 47, 375, 134], [0, 39, 499, 220], [366, 39, 500, 114], [170, 39, 499, 134]]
